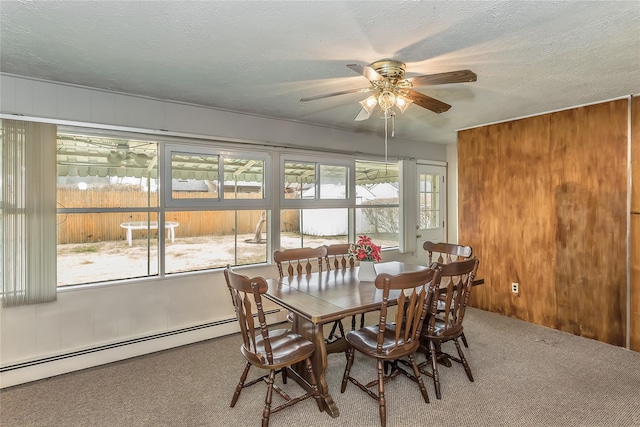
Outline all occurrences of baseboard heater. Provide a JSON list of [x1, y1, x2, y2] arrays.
[[0, 309, 281, 374]]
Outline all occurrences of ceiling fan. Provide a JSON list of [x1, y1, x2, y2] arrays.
[[300, 59, 477, 121]]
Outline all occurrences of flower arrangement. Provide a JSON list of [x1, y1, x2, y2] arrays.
[[349, 235, 382, 263]]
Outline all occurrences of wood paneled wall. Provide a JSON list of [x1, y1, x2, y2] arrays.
[[631, 96, 640, 351], [458, 99, 629, 347]]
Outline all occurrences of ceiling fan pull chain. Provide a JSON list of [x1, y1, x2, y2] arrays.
[[384, 110, 388, 162], [391, 113, 395, 138]]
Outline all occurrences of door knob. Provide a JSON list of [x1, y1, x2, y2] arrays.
[[416, 234, 422, 238]]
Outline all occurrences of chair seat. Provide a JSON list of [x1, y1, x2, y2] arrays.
[[345, 324, 418, 360], [241, 330, 316, 368], [423, 323, 463, 340]]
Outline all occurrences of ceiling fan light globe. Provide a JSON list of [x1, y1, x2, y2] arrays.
[[395, 95, 413, 113], [359, 95, 378, 114], [378, 91, 396, 111]]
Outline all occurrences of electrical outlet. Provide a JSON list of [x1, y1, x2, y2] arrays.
[[511, 282, 519, 294]]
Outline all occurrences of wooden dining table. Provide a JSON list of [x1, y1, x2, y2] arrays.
[[264, 261, 439, 417]]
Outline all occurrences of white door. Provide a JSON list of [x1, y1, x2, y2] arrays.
[[416, 164, 446, 251]]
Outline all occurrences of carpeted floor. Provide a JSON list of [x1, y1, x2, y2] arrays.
[[1, 308, 639, 427]]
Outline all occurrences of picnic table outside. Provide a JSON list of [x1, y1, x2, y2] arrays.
[[120, 221, 179, 246]]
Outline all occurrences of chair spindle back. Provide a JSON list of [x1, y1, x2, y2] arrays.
[[273, 246, 327, 277]]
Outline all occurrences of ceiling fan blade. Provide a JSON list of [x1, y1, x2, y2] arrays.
[[354, 108, 371, 121], [407, 69, 477, 87], [300, 87, 374, 102], [346, 64, 385, 82], [404, 89, 451, 114]]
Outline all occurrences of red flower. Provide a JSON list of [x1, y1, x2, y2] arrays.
[[349, 234, 382, 262]]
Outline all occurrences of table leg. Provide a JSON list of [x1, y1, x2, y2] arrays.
[[127, 229, 132, 246], [292, 315, 340, 418]]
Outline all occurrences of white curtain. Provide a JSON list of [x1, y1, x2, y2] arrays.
[[1, 119, 57, 307]]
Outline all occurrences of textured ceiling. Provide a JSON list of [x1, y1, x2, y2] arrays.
[[1, 1, 639, 145]]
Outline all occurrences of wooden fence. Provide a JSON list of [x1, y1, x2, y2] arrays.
[[57, 188, 300, 244]]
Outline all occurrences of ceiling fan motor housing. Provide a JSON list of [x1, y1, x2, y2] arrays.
[[370, 59, 406, 81]]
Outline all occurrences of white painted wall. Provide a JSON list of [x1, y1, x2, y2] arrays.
[[0, 74, 449, 387]]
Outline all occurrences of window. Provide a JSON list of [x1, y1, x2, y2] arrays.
[[355, 161, 400, 248], [56, 131, 160, 286], [279, 158, 399, 250], [164, 209, 268, 273], [165, 145, 268, 207], [281, 156, 352, 206], [53, 125, 403, 287], [280, 208, 349, 250], [419, 172, 440, 229], [56, 129, 270, 286]]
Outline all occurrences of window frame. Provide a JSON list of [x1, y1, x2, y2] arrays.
[[280, 154, 355, 208]]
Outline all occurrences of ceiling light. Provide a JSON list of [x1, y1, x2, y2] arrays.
[[378, 91, 396, 111], [395, 94, 413, 113], [357, 90, 413, 164], [359, 95, 378, 114]]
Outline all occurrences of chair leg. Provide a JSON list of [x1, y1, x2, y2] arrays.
[[231, 362, 251, 407], [454, 339, 474, 382], [262, 370, 276, 427], [377, 359, 386, 427], [282, 365, 288, 384], [429, 341, 442, 400], [383, 360, 395, 375], [461, 332, 469, 348], [408, 354, 430, 403], [305, 357, 324, 411], [341, 347, 356, 393]]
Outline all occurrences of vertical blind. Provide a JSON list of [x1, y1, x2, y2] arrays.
[[1, 119, 57, 307]]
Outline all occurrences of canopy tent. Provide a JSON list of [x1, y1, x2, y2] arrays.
[[56, 133, 399, 185]]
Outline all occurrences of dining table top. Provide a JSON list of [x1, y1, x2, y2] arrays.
[[264, 261, 450, 324]]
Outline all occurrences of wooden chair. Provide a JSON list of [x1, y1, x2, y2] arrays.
[[423, 241, 473, 264], [324, 243, 355, 271], [340, 267, 442, 427], [273, 246, 327, 277], [273, 246, 328, 323], [417, 258, 479, 400], [324, 243, 361, 343], [423, 241, 474, 347], [224, 267, 323, 427]]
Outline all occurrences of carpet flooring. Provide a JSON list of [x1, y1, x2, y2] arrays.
[[1, 308, 639, 427]]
